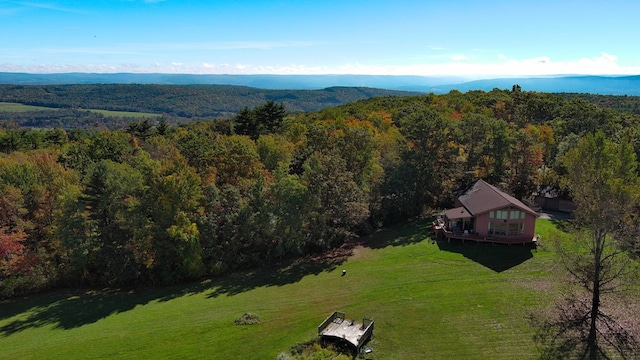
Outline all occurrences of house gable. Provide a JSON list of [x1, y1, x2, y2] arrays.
[[457, 179, 537, 217]]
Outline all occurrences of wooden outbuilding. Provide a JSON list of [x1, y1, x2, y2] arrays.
[[318, 311, 374, 352]]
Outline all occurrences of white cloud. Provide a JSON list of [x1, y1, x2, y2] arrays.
[[1, 53, 638, 78], [15, 1, 86, 14]]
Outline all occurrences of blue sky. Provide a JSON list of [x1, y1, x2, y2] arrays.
[[1, 0, 639, 78]]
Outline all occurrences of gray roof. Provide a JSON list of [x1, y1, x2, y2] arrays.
[[457, 180, 537, 216], [444, 206, 472, 220]]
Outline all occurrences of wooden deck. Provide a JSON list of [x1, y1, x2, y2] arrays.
[[433, 223, 537, 245], [318, 311, 374, 351]]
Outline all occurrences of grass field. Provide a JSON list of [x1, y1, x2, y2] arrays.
[[0, 219, 564, 359], [87, 109, 161, 118], [0, 102, 160, 118], [0, 102, 56, 112]]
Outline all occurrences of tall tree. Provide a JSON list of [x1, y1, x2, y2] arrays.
[[0, 185, 29, 289], [537, 131, 640, 359], [397, 107, 458, 208], [55, 160, 148, 286], [303, 151, 369, 249], [507, 127, 543, 199], [255, 101, 287, 134], [147, 156, 204, 283], [234, 101, 287, 140], [269, 164, 312, 256], [213, 135, 263, 188]]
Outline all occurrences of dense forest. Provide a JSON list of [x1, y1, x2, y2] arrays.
[[0, 84, 418, 120], [2, 87, 640, 298], [2, 84, 639, 130]]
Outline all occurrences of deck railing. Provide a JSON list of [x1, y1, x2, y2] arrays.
[[357, 318, 375, 349], [435, 225, 535, 244], [317, 311, 345, 334], [318, 311, 374, 352]]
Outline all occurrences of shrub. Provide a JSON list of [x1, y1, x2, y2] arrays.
[[234, 313, 261, 325]]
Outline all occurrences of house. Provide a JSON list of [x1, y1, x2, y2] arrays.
[[434, 180, 538, 244]]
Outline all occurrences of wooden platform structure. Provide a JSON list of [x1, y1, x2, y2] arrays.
[[318, 311, 374, 352], [434, 221, 537, 246]]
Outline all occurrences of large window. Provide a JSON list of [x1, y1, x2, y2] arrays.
[[489, 221, 525, 236], [490, 208, 527, 220], [488, 222, 507, 236]]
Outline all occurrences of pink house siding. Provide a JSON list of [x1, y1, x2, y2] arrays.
[[475, 212, 490, 237], [436, 180, 538, 244], [524, 213, 536, 238], [480, 206, 537, 239]]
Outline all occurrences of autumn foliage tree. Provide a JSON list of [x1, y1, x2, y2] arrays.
[[0, 185, 28, 290], [0, 93, 639, 300]]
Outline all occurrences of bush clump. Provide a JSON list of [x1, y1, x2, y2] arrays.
[[281, 339, 353, 359], [234, 313, 261, 325]]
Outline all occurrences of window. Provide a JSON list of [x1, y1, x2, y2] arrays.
[[489, 211, 494, 219], [488, 222, 507, 236], [496, 209, 508, 220], [508, 223, 520, 236], [510, 210, 520, 220], [490, 221, 525, 237], [520, 211, 526, 219]]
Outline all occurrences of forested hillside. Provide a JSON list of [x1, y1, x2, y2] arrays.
[[2, 87, 640, 298], [0, 84, 418, 120], [2, 84, 639, 130], [558, 92, 640, 115]]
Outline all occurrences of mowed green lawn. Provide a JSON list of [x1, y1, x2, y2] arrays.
[[0, 102, 160, 118], [0, 220, 562, 359]]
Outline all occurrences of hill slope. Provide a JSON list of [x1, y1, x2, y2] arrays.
[[0, 72, 463, 90], [0, 221, 559, 359], [1, 73, 639, 95], [428, 75, 640, 96], [0, 84, 419, 116]]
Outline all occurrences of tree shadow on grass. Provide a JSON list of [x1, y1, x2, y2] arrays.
[[206, 245, 351, 298], [206, 220, 435, 300], [437, 240, 535, 272], [0, 287, 173, 336], [204, 220, 437, 299], [357, 220, 433, 249], [0, 221, 433, 335], [0, 248, 352, 336], [0, 277, 240, 336]]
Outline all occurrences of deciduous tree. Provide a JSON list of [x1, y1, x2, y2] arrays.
[[535, 131, 640, 359], [303, 151, 369, 249]]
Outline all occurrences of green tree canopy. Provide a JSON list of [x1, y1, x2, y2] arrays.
[[540, 130, 640, 359]]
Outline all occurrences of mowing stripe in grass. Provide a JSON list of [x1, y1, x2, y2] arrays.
[[0, 220, 563, 359]]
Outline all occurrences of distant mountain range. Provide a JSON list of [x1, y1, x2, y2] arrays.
[[1, 72, 639, 96]]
